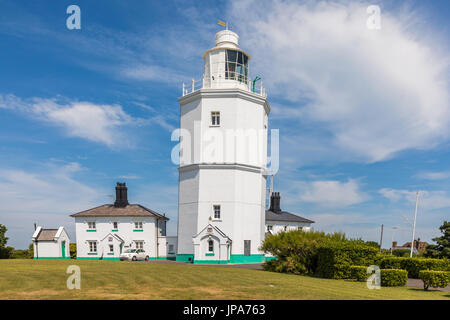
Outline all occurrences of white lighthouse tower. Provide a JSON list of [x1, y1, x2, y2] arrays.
[[176, 29, 270, 264]]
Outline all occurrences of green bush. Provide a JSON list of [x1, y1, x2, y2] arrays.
[[419, 270, 450, 290], [70, 243, 77, 259], [350, 266, 369, 282], [261, 230, 347, 275], [316, 242, 379, 279], [392, 249, 411, 257], [380, 257, 450, 278], [380, 269, 408, 287]]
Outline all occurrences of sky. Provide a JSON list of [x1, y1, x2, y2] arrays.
[[0, 0, 449, 249]]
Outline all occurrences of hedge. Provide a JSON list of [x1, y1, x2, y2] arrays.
[[316, 242, 378, 279], [380, 257, 450, 278], [419, 270, 450, 290], [350, 266, 369, 282], [380, 269, 408, 287]]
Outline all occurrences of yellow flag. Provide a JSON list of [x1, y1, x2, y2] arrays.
[[217, 20, 226, 27]]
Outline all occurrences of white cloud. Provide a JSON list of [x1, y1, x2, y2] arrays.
[[299, 179, 368, 207], [0, 162, 106, 248], [230, 0, 450, 162], [379, 188, 450, 211], [1, 94, 175, 147], [415, 171, 450, 180]]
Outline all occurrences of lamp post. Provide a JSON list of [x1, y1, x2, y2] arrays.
[[390, 227, 398, 255]]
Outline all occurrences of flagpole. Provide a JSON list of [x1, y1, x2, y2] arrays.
[[410, 191, 420, 258]]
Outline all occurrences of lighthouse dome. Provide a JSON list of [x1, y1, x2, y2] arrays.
[[214, 30, 239, 48]]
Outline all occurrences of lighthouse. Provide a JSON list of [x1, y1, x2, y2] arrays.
[[176, 29, 271, 264]]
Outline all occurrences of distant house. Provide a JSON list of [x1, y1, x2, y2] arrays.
[[265, 192, 314, 235], [71, 182, 177, 261], [32, 226, 71, 259], [391, 239, 429, 254]]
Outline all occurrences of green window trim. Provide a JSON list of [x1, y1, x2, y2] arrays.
[[133, 229, 143, 232], [111, 229, 118, 232], [86, 229, 96, 232], [87, 252, 98, 255], [205, 252, 215, 256], [107, 253, 114, 255]]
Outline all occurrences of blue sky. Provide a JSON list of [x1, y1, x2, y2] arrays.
[[0, 0, 449, 249]]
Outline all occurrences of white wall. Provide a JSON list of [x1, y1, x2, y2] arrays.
[[266, 221, 312, 235], [74, 216, 160, 259]]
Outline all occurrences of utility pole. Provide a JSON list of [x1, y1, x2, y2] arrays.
[[410, 191, 420, 258], [379, 224, 384, 252]]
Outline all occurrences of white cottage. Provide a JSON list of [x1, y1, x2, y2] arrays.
[[265, 192, 314, 235], [32, 226, 71, 259], [71, 183, 177, 261]]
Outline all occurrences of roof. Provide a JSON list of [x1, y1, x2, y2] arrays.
[[36, 229, 58, 241], [70, 204, 169, 220], [265, 210, 314, 224]]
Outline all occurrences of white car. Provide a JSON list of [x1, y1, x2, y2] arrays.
[[119, 248, 149, 261]]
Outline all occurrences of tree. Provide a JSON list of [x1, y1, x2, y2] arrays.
[[424, 221, 450, 259], [0, 224, 8, 248], [0, 224, 12, 259]]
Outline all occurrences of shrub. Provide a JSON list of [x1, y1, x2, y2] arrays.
[[380, 269, 408, 287], [392, 249, 411, 257], [380, 257, 450, 278], [261, 230, 347, 275], [419, 270, 450, 290], [350, 266, 369, 282], [316, 242, 379, 279]]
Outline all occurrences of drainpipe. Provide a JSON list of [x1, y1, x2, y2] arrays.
[[156, 218, 159, 259]]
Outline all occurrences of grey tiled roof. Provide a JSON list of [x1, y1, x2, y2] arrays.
[[70, 204, 168, 220], [266, 210, 314, 223], [36, 229, 58, 241]]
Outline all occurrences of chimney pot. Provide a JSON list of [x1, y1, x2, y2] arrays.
[[269, 192, 281, 213]]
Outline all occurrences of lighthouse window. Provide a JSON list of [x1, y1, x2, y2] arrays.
[[211, 111, 220, 126], [213, 205, 221, 219], [225, 49, 248, 83]]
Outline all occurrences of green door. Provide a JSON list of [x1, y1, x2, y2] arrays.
[[62, 241, 66, 258]]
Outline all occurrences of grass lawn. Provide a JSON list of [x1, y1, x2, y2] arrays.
[[0, 259, 448, 300]]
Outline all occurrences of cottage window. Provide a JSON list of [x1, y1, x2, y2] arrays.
[[113, 222, 118, 229], [88, 222, 96, 229], [168, 244, 174, 253], [213, 205, 221, 219], [211, 111, 220, 126], [135, 222, 143, 229], [208, 240, 214, 252], [267, 225, 273, 232], [109, 244, 114, 253], [88, 241, 97, 252], [135, 241, 144, 250]]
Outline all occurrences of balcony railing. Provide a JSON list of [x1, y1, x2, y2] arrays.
[[181, 76, 267, 98]]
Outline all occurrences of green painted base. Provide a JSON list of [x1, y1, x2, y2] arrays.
[[193, 260, 228, 265], [265, 256, 277, 261], [34, 257, 71, 259], [229, 254, 265, 264], [176, 254, 194, 263], [77, 257, 120, 261]]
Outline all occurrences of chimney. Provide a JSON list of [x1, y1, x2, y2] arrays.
[[114, 182, 129, 208], [269, 192, 281, 213], [392, 241, 397, 248]]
